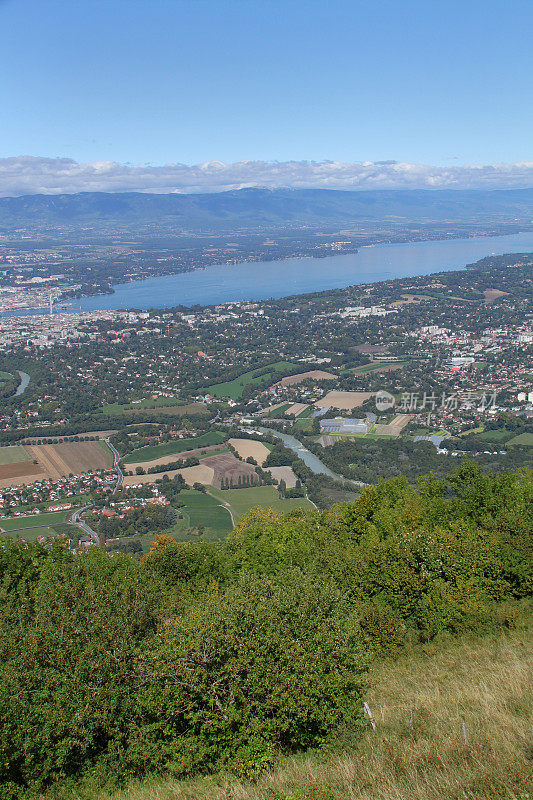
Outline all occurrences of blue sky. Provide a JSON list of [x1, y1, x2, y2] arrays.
[[0, 0, 532, 194]]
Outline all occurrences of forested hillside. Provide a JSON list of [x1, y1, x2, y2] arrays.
[[2, 187, 533, 232], [0, 463, 531, 799]]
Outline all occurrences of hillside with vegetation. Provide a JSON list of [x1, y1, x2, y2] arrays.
[[0, 463, 531, 800]]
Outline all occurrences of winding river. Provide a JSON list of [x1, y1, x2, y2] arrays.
[[13, 371, 30, 396], [258, 427, 365, 487]]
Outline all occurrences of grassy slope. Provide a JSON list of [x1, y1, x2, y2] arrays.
[[508, 433, 533, 446], [175, 489, 233, 536], [84, 620, 533, 800], [102, 397, 184, 414]]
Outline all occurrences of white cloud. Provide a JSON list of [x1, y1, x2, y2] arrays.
[[0, 156, 532, 196]]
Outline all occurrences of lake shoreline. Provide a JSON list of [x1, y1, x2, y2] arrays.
[[2, 229, 533, 318]]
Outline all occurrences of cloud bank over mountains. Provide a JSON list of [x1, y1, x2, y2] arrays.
[[1, 156, 532, 197]]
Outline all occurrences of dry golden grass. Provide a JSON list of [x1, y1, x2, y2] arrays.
[[77, 623, 533, 800]]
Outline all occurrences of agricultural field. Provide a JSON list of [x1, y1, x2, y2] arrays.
[[202, 451, 259, 489], [109, 490, 233, 551], [209, 485, 314, 522], [204, 361, 298, 399], [102, 399, 208, 417], [263, 402, 292, 416], [477, 429, 514, 442], [349, 360, 408, 374], [315, 390, 374, 410], [123, 465, 210, 487], [123, 452, 257, 489], [0, 445, 33, 465], [294, 417, 314, 431], [0, 509, 79, 542], [27, 441, 113, 478], [0, 441, 113, 488], [273, 369, 336, 387], [265, 465, 298, 488], [285, 402, 310, 417], [176, 489, 233, 536], [124, 432, 227, 463], [228, 438, 271, 465], [123, 445, 228, 473]]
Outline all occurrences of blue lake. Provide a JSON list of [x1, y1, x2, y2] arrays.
[[14, 231, 533, 315]]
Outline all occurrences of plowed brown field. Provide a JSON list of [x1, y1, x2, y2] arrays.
[[28, 442, 113, 478]]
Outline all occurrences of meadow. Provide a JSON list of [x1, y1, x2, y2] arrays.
[[350, 360, 408, 374], [204, 362, 298, 400], [102, 400, 208, 417], [124, 433, 227, 464], [0, 509, 73, 532], [209, 485, 314, 521], [111, 490, 233, 551], [0, 509, 77, 541]]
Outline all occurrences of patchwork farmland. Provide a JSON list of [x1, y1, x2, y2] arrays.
[[0, 441, 113, 488], [123, 449, 259, 490]]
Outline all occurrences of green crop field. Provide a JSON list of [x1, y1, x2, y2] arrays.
[[102, 396, 184, 414], [507, 432, 533, 446], [294, 418, 313, 430], [265, 402, 292, 416], [1, 525, 58, 541], [176, 489, 233, 534], [0, 509, 72, 532], [111, 490, 233, 551], [124, 432, 227, 464], [204, 361, 298, 400], [350, 361, 408, 374], [209, 485, 314, 522], [0, 445, 32, 465]]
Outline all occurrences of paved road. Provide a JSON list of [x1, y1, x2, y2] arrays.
[[105, 438, 123, 490], [70, 505, 99, 544], [65, 441, 122, 547]]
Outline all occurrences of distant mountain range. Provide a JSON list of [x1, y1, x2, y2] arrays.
[[1, 187, 532, 233]]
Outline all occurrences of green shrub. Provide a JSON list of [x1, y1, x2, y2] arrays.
[[130, 571, 369, 777]]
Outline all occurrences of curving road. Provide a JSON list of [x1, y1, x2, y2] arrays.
[[70, 505, 99, 544], [105, 438, 124, 490]]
